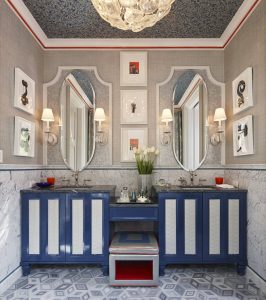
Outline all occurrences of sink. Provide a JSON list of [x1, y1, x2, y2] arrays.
[[180, 185, 216, 190]]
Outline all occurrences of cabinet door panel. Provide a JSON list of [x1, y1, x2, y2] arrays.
[[159, 192, 202, 264], [66, 193, 108, 263], [203, 192, 247, 264], [22, 193, 66, 262]]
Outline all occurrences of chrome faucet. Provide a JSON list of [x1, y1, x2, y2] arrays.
[[189, 170, 197, 186]]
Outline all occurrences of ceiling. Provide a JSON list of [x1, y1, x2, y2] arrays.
[[21, 0, 244, 39]]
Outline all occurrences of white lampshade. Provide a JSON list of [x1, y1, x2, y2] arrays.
[[161, 109, 173, 123], [214, 108, 227, 122], [41, 108, 55, 122], [94, 108, 106, 122]]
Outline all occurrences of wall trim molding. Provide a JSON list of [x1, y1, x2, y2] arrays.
[[156, 65, 226, 167], [5, 0, 261, 50], [0, 267, 22, 295], [1, 164, 266, 172], [43, 66, 113, 166]]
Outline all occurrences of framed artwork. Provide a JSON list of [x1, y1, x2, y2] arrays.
[[120, 52, 147, 86], [14, 68, 35, 115], [232, 67, 253, 115], [121, 128, 148, 162], [233, 115, 254, 156], [121, 90, 147, 124], [14, 116, 35, 157]]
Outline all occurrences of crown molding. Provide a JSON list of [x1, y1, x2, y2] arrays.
[[5, 0, 261, 50]]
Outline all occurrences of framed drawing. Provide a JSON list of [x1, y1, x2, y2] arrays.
[[14, 68, 35, 115], [120, 52, 147, 86], [121, 90, 147, 124], [232, 67, 253, 115], [14, 116, 35, 157], [233, 115, 254, 156], [121, 127, 148, 162]]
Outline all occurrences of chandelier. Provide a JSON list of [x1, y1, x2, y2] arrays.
[[91, 0, 175, 32]]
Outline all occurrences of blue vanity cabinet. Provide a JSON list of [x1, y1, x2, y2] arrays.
[[65, 192, 109, 271], [157, 189, 247, 275], [202, 192, 247, 273], [158, 192, 203, 272], [21, 190, 110, 275]]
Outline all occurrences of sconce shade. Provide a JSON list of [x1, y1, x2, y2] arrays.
[[41, 108, 55, 122], [94, 108, 106, 121], [214, 108, 227, 122], [161, 109, 173, 123]]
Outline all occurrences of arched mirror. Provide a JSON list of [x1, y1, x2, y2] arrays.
[[173, 71, 208, 171], [60, 70, 95, 172]]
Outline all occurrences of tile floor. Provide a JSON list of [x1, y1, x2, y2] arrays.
[[1, 265, 265, 300]]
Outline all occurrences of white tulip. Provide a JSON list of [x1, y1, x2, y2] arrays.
[[155, 149, 160, 155], [150, 146, 155, 153], [133, 147, 137, 154], [143, 149, 148, 155]]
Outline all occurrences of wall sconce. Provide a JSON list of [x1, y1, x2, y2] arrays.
[[94, 108, 107, 145], [41, 108, 58, 145], [161, 108, 173, 145], [210, 107, 227, 145]]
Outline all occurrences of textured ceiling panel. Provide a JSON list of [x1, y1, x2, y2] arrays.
[[22, 0, 244, 39]]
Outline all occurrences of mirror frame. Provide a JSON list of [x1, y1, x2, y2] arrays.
[[172, 73, 208, 171], [60, 71, 96, 172], [43, 66, 113, 168], [156, 66, 226, 169]]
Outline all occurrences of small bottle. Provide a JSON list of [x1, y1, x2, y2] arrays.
[[131, 190, 136, 202]]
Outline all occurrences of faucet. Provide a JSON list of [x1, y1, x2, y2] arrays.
[[189, 170, 197, 186]]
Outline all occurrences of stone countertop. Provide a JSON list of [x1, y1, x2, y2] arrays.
[[21, 185, 116, 195], [152, 185, 247, 193]]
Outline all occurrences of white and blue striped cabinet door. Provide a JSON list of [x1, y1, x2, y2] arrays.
[[21, 193, 66, 262], [66, 194, 108, 262]]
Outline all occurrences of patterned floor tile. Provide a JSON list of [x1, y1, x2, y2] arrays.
[[1, 265, 266, 300]]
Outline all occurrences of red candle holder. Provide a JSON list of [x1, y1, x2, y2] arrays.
[[47, 177, 55, 185], [215, 177, 224, 185]]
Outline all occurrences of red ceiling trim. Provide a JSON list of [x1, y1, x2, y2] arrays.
[[6, 0, 45, 48], [6, 0, 260, 50], [223, 0, 261, 48]]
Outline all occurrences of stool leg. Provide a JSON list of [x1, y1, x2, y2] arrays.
[[159, 265, 165, 276], [102, 265, 109, 276]]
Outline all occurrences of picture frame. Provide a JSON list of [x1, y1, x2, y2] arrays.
[[14, 116, 35, 157], [120, 52, 147, 86], [232, 67, 253, 115], [14, 67, 35, 115], [120, 90, 147, 124], [121, 127, 148, 162], [233, 115, 254, 156]]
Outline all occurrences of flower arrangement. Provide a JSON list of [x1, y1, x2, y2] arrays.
[[133, 146, 160, 174]]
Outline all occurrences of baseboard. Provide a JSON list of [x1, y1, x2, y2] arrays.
[[0, 267, 22, 295], [246, 266, 266, 294]]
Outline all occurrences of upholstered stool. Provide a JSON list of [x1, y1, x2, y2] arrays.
[[109, 232, 159, 286]]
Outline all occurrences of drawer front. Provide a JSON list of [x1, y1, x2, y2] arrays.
[[110, 207, 158, 221]]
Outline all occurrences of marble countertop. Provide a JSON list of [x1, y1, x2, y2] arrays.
[[153, 185, 247, 193], [21, 185, 116, 194]]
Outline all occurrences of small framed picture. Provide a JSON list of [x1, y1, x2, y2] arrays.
[[14, 68, 35, 115], [14, 116, 35, 157], [232, 67, 253, 115], [120, 52, 147, 86], [233, 115, 254, 156], [121, 128, 148, 162], [121, 90, 147, 124]]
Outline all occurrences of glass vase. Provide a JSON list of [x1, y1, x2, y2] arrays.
[[138, 174, 152, 198]]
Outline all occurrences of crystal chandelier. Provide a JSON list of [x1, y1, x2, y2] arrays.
[[91, 0, 175, 32]]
